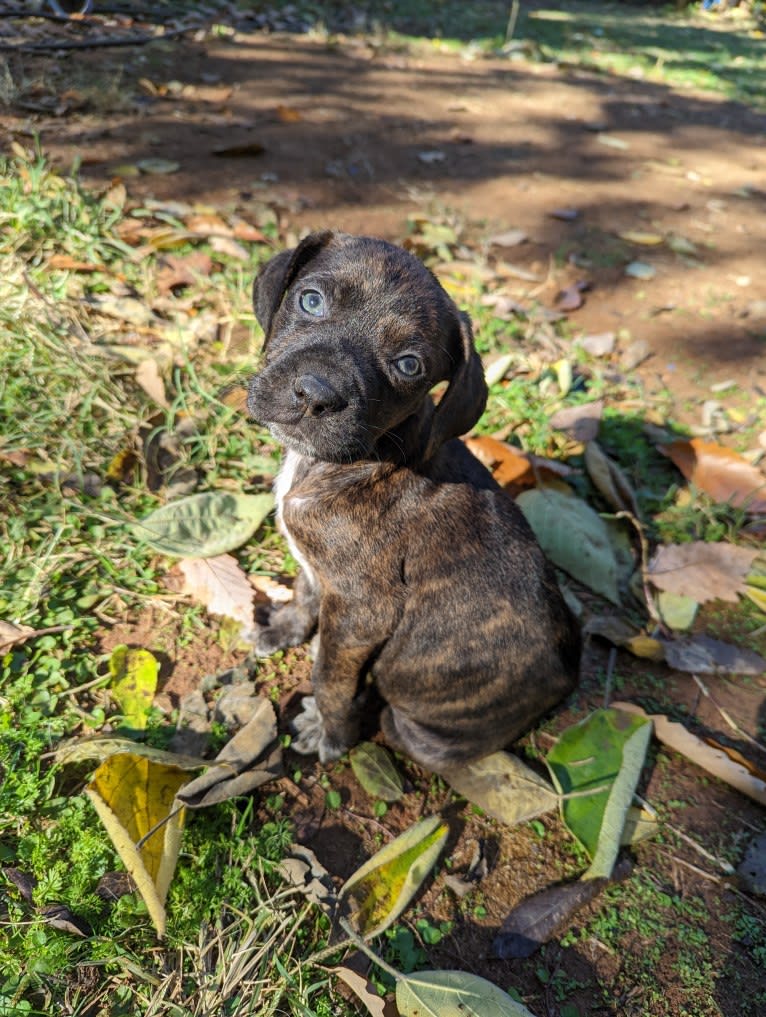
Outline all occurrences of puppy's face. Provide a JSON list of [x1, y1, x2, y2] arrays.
[[248, 232, 486, 462]]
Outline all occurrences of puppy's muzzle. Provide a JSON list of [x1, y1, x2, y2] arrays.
[[293, 373, 347, 418]]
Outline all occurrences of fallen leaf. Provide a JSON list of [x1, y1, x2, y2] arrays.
[[176, 697, 281, 808], [621, 804, 659, 846], [597, 133, 630, 150], [492, 863, 631, 960], [54, 735, 208, 770], [703, 739, 766, 783], [546, 708, 652, 877], [483, 352, 515, 386], [618, 231, 664, 246], [209, 235, 250, 261], [614, 702, 766, 808], [133, 491, 274, 558], [109, 645, 160, 733], [441, 751, 558, 826], [334, 964, 392, 1017], [656, 591, 699, 631], [658, 438, 766, 513], [0, 621, 36, 650], [549, 208, 580, 221], [137, 158, 180, 175], [232, 219, 269, 243], [276, 104, 302, 122], [3, 867, 36, 902], [660, 634, 766, 676], [135, 358, 169, 408], [625, 635, 665, 661], [625, 261, 656, 280], [39, 904, 92, 938], [279, 844, 336, 912], [555, 282, 587, 312], [579, 332, 616, 357], [396, 970, 533, 1017], [85, 753, 191, 937], [488, 229, 528, 247], [155, 251, 213, 294], [584, 441, 639, 515], [464, 436, 534, 488], [517, 488, 625, 604], [349, 743, 404, 802], [745, 585, 766, 614], [48, 254, 103, 272], [183, 213, 232, 237], [549, 400, 603, 442], [86, 294, 154, 326], [178, 554, 256, 628], [738, 832, 766, 896], [339, 815, 448, 938], [648, 542, 757, 603]]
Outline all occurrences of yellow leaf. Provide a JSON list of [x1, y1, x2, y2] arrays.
[[625, 635, 665, 661], [618, 230, 664, 246], [745, 585, 766, 615], [86, 753, 190, 937], [109, 645, 160, 732], [339, 816, 448, 938]]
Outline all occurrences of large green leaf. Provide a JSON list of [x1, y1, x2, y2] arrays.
[[132, 491, 274, 557], [339, 815, 447, 938], [349, 742, 404, 802], [516, 488, 622, 604], [545, 708, 652, 877], [396, 970, 536, 1017]]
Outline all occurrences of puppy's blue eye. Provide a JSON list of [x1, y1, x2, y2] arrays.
[[394, 355, 422, 377], [299, 289, 325, 316]]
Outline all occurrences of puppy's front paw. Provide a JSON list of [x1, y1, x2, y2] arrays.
[[290, 696, 348, 762], [248, 623, 287, 658], [291, 696, 324, 755]]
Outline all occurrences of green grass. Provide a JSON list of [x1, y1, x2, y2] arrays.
[[263, 0, 766, 108]]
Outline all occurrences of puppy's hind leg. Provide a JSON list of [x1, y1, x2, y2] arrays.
[[380, 706, 476, 773]]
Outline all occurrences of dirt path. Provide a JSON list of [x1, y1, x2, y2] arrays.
[[8, 27, 765, 418]]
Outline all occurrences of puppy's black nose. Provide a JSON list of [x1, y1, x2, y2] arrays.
[[293, 374, 345, 417]]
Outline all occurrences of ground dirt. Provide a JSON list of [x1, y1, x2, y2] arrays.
[[4, 11, 766, 1017]]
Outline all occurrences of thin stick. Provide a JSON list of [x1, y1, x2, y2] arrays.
[[691, 673, 766, 755], [0, 22, 198, 52], [603, 647, 617, 708]]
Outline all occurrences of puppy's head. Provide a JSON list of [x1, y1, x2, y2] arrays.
[[247, 231, 486, 463]]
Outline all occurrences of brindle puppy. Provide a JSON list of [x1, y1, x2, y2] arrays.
[[247, 230, 580, 771]]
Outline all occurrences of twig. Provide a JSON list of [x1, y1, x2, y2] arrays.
[[665, 820, 735, 875], [0, 22, 200, 52], [0, 623, 73, 653], [691, 673, 766, 755], [603, 646, 617, 708], [504, 0, 521, 46]]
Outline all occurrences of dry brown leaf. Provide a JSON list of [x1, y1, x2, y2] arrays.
[[276, 104, 303, 122], [155, 252, 213, 295], [178, 554, 255, 628], [464, 436, 571, 491], [0, 621, 36, 650], [231, 219, 269, 243], [549, 400, 603, 442], [615, 702, 766, 806], [584, 441, 639, 515], [209, 236, 250, 261], [135, 358, 169, 408], [183, 213, 232, 237], [661, 634, 765, 676], [658, 438, 766, 514], [648, 542, 758, 604], [48, 254, 103, 272], [703, 738, 766, 783]]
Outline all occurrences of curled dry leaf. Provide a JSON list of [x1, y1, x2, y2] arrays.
[[334, 963, 393, 1017], [177, 696, 281, 808], [648, 541, 757, 604], [464, 436, 572, 491], [178, 553, 256, 628], [658, 437, 766, 513], [615, 702, 766, 807], [440, 751, 558, 827], [0, 621, 36, 651], [135, 357, 169, 408], [584, 441, 639, 515]]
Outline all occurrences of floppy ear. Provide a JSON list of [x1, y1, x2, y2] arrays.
[[424, 312, 487, 460], [253, 230, 334, 346]]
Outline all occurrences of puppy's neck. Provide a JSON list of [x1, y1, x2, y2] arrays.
[[373, 399, 435, 467]]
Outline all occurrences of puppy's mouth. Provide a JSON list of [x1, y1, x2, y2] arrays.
[[248, 369, 375, 463]]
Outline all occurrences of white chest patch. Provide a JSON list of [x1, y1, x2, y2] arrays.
[[274, 449, 317, 588]]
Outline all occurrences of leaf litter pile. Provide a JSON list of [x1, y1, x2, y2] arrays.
[[1, 142, 766, 1017]]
